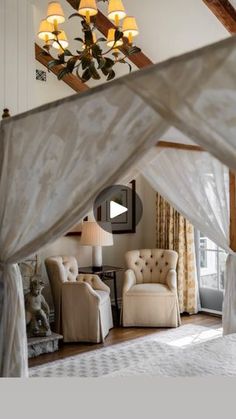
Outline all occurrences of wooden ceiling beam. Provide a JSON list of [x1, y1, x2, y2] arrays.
[[157, 141, 204, 151], [66, 0, 153, 69], [35, 43, 89, 93], [202, 0, 236, 33]]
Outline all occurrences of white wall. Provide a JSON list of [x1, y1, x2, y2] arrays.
[[0, 0, 35, 115], [32, 1, 75, 108]]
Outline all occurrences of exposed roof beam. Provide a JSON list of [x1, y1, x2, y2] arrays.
[[66, 0, 153, 69], [157, 141, 204, 151], [202, 0, 236, 33], [35, 43, 89, 93]]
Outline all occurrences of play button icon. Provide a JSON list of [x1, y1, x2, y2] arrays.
[[110, 201, 128, 219], [93, 183, 143, 233]]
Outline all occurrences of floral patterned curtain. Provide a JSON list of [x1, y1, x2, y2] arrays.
[[156, 193, 198, 314]]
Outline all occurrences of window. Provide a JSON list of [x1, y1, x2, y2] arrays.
[[200, 237, 207, 268], [198, 232, 227, 291]]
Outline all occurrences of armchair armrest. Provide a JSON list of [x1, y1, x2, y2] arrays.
[[62, 281, 100, 303], [166, 269, 177, 291], [76, 274, 110, 294], [123, 269, 136, 296], [61, 281, 101, 342]]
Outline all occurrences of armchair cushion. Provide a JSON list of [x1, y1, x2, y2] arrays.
[[126, 283, 174, 296]]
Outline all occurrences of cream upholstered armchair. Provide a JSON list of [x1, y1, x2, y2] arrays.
[[45, 256, 113, 343], [122, 249, 180, 327]]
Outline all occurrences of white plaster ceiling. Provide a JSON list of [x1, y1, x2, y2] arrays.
[[230, 0, 236, 9]]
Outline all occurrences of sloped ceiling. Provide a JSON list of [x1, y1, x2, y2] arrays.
[[32, 0, 229, 63], [31, 0, 230, 144]]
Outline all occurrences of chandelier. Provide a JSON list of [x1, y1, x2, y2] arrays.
[[37, 0, 141, 83]]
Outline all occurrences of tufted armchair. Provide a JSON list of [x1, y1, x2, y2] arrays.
[[122, 249, 180, 327], [45, 256, 113, 343]]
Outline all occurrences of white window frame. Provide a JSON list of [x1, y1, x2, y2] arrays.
[[195, 230, 226, 314]]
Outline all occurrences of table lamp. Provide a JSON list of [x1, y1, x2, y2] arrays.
[[80, 221, 113, 270]]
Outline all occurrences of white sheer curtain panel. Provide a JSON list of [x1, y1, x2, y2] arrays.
[[125, 36, 236, 172], [0, 86, 167, 377], [2, 34, 236, 377], [139, 147, 236, 335], [139, 148, 230, 251]]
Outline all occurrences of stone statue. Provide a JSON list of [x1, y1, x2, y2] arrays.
[[25, 277, 51, 338]]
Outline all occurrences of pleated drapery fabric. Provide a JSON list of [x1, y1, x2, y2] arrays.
[[0, 86, 167, 377], [140, 148, 235, 333], [140, 148, 230, 251], [1, 35, 236, 376], [156, 193, 198, 314], [124, 36, 236, 173]]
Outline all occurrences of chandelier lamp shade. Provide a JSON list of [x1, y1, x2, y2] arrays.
[[37, 0, 141, 83], [78, 0, 98, 23], [108, 0, 126, 26], [46, 1, 65, 31], [122, 16, 139, 44], [107, 28, 123, 48], [37, 19, 55, 42]]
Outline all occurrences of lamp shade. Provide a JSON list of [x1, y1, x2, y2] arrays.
[[122, 16, 139, 37], [107, 28, 123, 48], [38, 19, 54, 41], [80, 222, 113, 246], [53, 31, 69, 49], [79, 0, 98, 17], [46, 1, 65, 24], [108, 0, 126, 21]]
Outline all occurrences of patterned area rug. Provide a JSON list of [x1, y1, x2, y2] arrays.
[[30, 324, 236, 378]]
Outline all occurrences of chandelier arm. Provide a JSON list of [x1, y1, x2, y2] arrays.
[[117, 58, 132, 72], [75, 61, 83, 79], [100, 41, 120, 56], [54, 35, 66, 53]]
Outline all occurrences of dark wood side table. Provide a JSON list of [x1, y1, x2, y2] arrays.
[[78, 265, 124, 322]]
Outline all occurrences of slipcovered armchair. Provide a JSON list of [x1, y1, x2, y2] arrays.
[[122, 249, 180, 327], [45, 256, 113, 343]]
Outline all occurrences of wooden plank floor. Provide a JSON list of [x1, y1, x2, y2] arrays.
[[29, 312, 222, 368]]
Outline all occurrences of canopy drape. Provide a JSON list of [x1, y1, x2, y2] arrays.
[[139, 148, 229, 251], [1, 35, 236, 376], [125, 35, 236, 172], [0, 86, 166, 377], [139, 147, 235, 334]]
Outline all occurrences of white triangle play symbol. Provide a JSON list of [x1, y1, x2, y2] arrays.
[[110, 200, 128, 219]]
